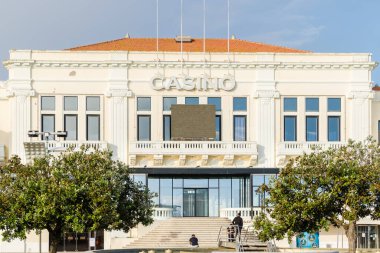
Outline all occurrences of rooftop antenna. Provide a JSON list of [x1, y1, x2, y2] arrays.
[[180, 0, 184, 74], [203, 0, 206, 74], [156, 0, 159, 72], [227, 0, 232, 75]]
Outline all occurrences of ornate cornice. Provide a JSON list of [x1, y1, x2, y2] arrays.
[[3, 60, 378, 71]]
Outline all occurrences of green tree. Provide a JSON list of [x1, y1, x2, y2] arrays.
[[0, 148, 154, 253], [253, 138, 380, 253]]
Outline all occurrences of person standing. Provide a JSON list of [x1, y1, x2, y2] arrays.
[[232, 212, 243, 236]]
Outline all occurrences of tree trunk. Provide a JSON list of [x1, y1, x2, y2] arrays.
[[345, 221, 357, 253], [49, 234, 60, 253]]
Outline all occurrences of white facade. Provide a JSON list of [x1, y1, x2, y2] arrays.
[[0, 37, 379, 251]]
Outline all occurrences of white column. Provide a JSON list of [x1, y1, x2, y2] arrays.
[[348, 91, 373, 141], [254, 90, 279, 167], [8, 89, 35, 161], [106, 89, 132, 162]]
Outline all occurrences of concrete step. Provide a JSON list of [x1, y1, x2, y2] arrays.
[[126, 217, 231, 249]]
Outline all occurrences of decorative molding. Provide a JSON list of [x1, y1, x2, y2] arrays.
[[4, 59, 378, 71], [276, 155, 287, 167], [347, 91, 374, 99], [129, 155, 136, 166], [106, 89, 133, 98], [6, 89, 35, 97], [253, 90, 280, 99], [201, 155, 208, 166], [179, 155, 186, 166], [153, 155, 163, 166], [223, 155, 234, 166], [249, 155, 258, 166]]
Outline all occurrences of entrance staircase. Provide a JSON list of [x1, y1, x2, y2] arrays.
[[125, 217, 231, 249]]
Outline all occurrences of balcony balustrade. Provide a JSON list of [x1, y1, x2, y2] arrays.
[[24, 141, 108, 162], [278, 142, 346, 156], [129, 141, 257, 156], [220, 207, 262, 223]]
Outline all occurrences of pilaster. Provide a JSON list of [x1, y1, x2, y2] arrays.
[[347, 91, 373, 141], [254, 89, 279, 167], [7, 87, 35, 161]]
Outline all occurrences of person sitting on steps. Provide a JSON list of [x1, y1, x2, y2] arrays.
[[189, 234, 199, 248]]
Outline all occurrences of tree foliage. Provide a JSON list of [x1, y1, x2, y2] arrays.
[[0, 148, 155, 253], [253, 138, 380, 253]]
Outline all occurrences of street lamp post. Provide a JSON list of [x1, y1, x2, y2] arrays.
[[26, 130, 67, 253]]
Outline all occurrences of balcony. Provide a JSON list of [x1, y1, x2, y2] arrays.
[[277, 142, 346, 166], [24, 141, 108, 161], [129, 141, 258, 167]]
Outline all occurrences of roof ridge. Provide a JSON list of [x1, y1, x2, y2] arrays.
[[234, 38, 310, 53], [67, 37, 128, 50], [67, 37, 308, 53]]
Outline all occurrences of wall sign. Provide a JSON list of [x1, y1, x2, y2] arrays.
[[151, 75, 236, 91]]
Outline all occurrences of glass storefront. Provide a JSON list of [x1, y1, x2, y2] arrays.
[[131, 173, 277, 217], [357, 225, 379, 249], [141, 176, 250, 217], [55, 230, 104, 251]]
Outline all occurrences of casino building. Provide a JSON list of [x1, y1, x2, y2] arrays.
[[0, 36, 380, 251]]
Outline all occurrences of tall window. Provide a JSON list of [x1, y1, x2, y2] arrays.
[[41, 96, 56, 140], [215, 115, 222, 141], [208, 97, 222, 140], [138, 115, 151, 141], [64, 96, 78, 140], [284, 116, 297, 141], [41, 115, 55, 140], [163, 115, 171, 141], [86, 96, 100, 140], [306, 116, 318, 141], [163, 97, 176, 140], [185, 97, 199, 105], [87, 115, 100, 140], [234, 116, 246, 141], [328, 116, 340, 141], [137, 97, 151, 141], [64, 115, 78, 140], [306, 98, 319, 112]]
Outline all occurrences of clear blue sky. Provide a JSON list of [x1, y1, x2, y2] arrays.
[[0, 0, 379, 82]]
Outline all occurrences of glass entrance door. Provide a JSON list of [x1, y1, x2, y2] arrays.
[[183, 188, 209, 217], [357, 225, 379, 249]]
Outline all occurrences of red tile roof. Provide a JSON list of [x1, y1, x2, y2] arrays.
[[68, 38, 309, 53], [373, 86, 380, 91]]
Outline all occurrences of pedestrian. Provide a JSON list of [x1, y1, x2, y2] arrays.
[[227, 223, 235, 242], [232, 212, 243, 236], [189, 234, 199, 248]]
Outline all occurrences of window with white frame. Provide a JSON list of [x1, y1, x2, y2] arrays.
[[233, 97, 247, 141], [327, 98, 341, 141], [283, 97, 297, 141], [39, 95, 102, 141], [137, 97, 151, 141]]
